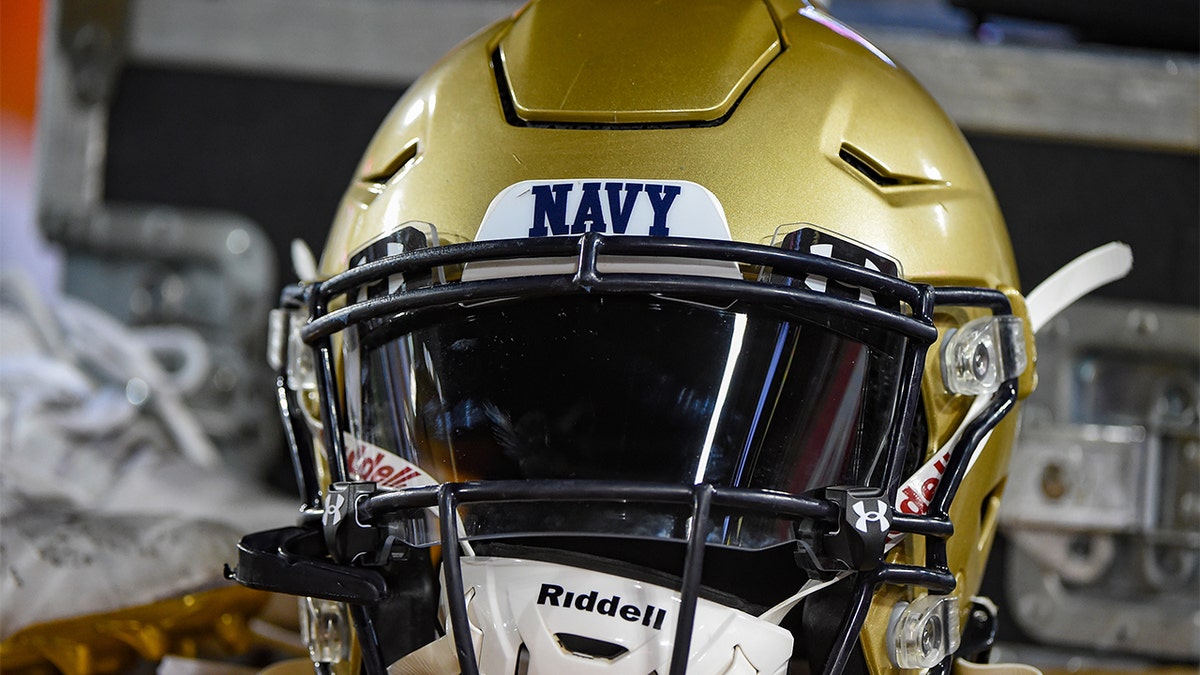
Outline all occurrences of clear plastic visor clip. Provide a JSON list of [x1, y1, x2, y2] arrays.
[[940, 315, 1027, 395]]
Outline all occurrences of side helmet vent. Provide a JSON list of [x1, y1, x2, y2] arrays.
[[839, 143, 947, 189], [361, 141, 419, 186]]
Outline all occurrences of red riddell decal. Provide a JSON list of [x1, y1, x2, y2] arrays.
[[347, 443, 435, 490]]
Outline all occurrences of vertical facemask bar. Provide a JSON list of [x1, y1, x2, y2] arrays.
[[269, 290, 323, 511], [882, 288, 937, 499], [921, 287, 1021, 579], [309, 287, 349, 484], [926, 380, 1017, 519], [821, 575, 877, 675], [668, 484, 716, 675], [314, 281, 384, 662], [314, 337, 349, 483], [439, 484, 480, 675], [350, 604, 389, 673], [922, 379, 1018, 578], [275, 371, 322, 511], [308, 289, 390, 671]]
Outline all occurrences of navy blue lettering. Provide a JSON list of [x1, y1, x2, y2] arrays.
[[605, 182, 643, 234], [571, 182, 607, 234], [529, 184, 572, 236], [643, 184, 680, 236]]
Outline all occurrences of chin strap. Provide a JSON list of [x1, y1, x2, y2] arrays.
[[757, 572, 851, 625], [953, 658, 1043, 675], [1024, 241, 1132, 333]]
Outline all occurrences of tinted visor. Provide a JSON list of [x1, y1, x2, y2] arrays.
[[344, 293, 907, 550]]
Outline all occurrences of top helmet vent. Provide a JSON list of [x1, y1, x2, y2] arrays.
[[495, 0, 781, 126]]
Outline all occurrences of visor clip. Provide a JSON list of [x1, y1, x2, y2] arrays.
[[795, 486, 891, 576], [323, 481, 385, 565]]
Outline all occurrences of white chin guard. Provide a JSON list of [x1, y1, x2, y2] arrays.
[[391, 556, 794, 674]]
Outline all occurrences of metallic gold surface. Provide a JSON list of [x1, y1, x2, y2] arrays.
[[498, 0, 780, 124], [257, 658, 322, 675], [0, 585, 272, 675], [322, 1, 1018, 295]]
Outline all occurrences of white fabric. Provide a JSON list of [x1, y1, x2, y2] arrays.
[[0, 492, 243, 638], [0, 273, 297, 637]]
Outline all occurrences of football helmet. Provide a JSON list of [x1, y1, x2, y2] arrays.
[[233, 1, 1037, 673]]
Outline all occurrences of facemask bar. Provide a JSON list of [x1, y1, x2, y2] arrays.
[[248, 232, 1023, 675], [302, 232, 935, 484], [267, 285, 322, 512], [823, 289, 1020, 675]]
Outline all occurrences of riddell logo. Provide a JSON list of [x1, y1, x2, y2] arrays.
[[346, 444, 434, 490], [897, 449, 952, 516], [537, 583, 667, 630]]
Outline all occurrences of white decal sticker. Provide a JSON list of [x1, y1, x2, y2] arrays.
[[476, 179, 733, 242], [467, 179, 739, 281]]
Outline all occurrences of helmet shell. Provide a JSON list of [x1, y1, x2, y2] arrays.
[[321, 2, 1017, 294], [317, 1, 1027, 669]]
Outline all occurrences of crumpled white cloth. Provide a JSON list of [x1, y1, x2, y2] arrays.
[[0, 491, 246, 638], [0, 272, 298, 638]]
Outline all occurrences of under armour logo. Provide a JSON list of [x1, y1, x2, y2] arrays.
[[323, 493, 346, 528], [852, 499, 890, 533]]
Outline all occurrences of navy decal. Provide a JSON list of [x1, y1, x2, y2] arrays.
[[529, 183, 572, 236], [644, 183, 680, 237], [571, 182, 607, 234], [527, 182, 680, 238], [605, 182, 643, 234]]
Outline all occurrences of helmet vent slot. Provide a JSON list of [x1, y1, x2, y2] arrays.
[[554, 633, 630, 660], [839, 145, 902, 187], [839, 144, 946, 190], [360, 141, 419, 186]]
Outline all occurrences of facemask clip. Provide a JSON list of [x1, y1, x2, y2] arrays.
[[323, 481, 393, 566], [795, 486, 892, 576]]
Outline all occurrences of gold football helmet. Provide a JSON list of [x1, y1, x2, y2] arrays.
[[234, 1, 1037, 673]]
